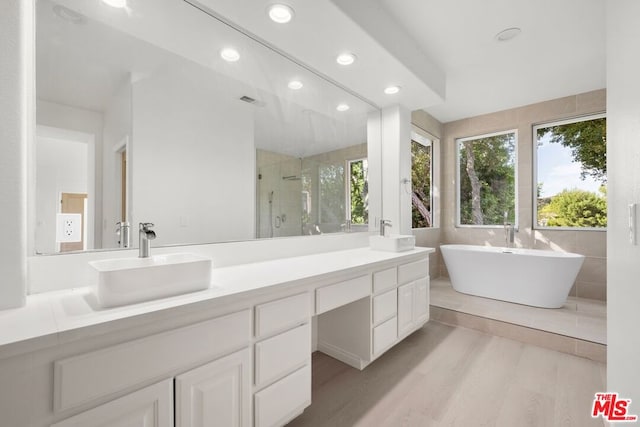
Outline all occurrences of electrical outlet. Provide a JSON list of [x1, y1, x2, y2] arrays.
[[56, 213, 82, 242]]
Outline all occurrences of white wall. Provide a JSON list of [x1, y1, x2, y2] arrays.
[[36, 100, 104, 250], [102, 77, 133, 248], [606, 0, 640, 405], [0, 0, 31, 308], [380, 105, 412, 235], [34, 134, 89, 254], [131, 68, 255, 246]]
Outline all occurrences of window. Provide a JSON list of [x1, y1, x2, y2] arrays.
[[457, 130, 517, 226], [346, 158, 368, 224], [319, 163, 345, 225], [534, 114, 606, 229], [411, 132, 432, 228]]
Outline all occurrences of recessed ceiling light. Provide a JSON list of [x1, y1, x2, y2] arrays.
[[101, 0, 127, 8], [220, 48, 240, 62], [336, 53, 356, 66], [336, 104, 350, 112], [288, 80, 303, 90], [268, 4, 294, 24], [384, 85, 401, 95], [495, 27, 522, 42]]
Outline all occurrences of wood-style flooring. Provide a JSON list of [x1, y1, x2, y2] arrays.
[[288, 322, 606, 427]]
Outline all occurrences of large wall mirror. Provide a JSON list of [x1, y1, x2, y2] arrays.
[[34, 0, 380, 254]]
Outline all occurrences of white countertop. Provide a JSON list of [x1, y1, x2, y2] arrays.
[[0, 247, 433, 359]]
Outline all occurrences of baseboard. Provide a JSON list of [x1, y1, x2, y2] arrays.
[[317, 341, 368, 370]]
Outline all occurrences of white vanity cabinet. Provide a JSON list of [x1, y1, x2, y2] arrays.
[[0, 248, 433, 427], [51, 309, 252, 427], [175, 348, 252, 427], [50, 379, 173, 427], [317, 255, 431, 370], [253, 293, 312, 427], [397, 277, 429, 337], [397, 260, 430, 338], [397, 282, 415, 336]]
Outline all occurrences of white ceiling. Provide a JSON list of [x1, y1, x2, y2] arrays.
[[40, 0, 606, 134], [374, 0, 606, 122], [38, 0, 374, 158], [196, 0, 606, 123]]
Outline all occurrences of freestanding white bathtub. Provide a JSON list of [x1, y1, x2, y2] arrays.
[[440, 244, 585, 308]]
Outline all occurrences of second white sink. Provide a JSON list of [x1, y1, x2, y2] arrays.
[[90, 253, 212, 308], [369, 234, 416, 252]]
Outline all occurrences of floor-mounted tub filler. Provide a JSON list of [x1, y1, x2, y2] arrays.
[[440, 244, 585, 308]]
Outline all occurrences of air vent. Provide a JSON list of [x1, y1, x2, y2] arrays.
[[239, 95, 265, 107]]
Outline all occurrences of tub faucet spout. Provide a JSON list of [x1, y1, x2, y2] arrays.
[[504, 223, 515, 248], [504, 223, 516, 248], [503, 211, 515, 248]]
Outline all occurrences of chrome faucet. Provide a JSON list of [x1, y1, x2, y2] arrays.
[[379, 219, 392, 237], [503, 212, 515, 248], [116, 221, 131, 248], [139, 222, 156, 258]]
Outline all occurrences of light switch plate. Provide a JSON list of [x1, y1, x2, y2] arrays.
[[56, 213, 82, 242]]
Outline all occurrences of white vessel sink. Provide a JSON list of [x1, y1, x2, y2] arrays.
[[369, 234, 416, 252], [90, 253, 212, 308]]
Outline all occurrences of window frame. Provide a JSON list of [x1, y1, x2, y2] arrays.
[[410, 127, 437, 229], [455, 129, 519, 229], [532, 113, 607, 232]]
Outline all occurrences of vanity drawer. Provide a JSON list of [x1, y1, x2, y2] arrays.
[[373, 267, 397, 294], [255, 323, 310, 389], [372, 316, 398, 355], [254, 364, 311, 427], [54, 309, 251, 413], [315, 274, 370, 314], [255, 292, 310, 339], [398, 259, 428, 284], [372, 289, 397, 325]]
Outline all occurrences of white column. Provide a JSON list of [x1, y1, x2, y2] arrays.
[[0, 0, 32, 308], [380, 105, 412, 235], [606, 0, 640, 404], [367, 111, 382, 232]]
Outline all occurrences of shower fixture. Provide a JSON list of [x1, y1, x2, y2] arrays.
[[268, 191, 274, 238]]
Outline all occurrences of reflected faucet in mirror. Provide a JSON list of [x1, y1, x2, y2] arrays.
[[116, 221, 131, 248], [139, 223, 156, 258], [379, 219, 392, 237]]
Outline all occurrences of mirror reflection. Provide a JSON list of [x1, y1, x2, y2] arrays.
[[35, 0, 378, 254]]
